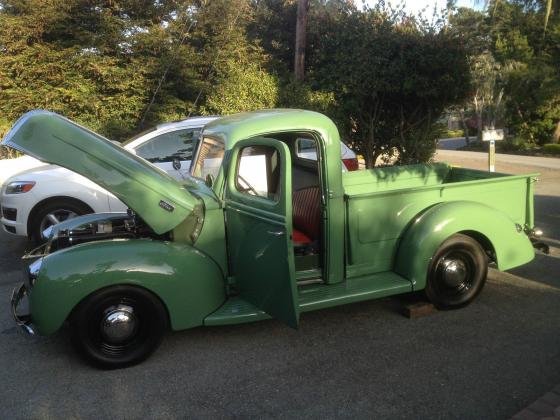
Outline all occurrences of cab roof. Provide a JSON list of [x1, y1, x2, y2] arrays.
[[202, 109, 341, 149]]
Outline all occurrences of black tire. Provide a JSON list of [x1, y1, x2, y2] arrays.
[[30, 199, 92, 244], [70, 286, 168, 369], [425, 234, 488, 309]]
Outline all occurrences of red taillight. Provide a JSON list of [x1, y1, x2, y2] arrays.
[[342, 158, 359, 171]]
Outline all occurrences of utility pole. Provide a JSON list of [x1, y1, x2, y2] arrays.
[[294, 0, 309, 82]]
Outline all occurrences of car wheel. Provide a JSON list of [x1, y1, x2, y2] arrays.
[[425, 234, 488, 308], [70, 286, 168, 369], [31, 199, 92, 243]]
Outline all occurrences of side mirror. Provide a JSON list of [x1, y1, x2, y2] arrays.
[[172, 157, 181, 171]]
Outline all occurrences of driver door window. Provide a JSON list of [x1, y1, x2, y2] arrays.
[[235, 145, 280, 201]]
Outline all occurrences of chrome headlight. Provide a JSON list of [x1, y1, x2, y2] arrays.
[[6, 181, 36, 194]]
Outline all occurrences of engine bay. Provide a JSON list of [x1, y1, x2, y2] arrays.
[[24, 211, 169, 258]]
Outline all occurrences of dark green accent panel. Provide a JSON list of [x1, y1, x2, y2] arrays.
[[394, 200, 535, 290], [30, 239, 226, 335], [3, 110, 198, 234], [224, 138, 300, 328], [204, 271, 411, 326]]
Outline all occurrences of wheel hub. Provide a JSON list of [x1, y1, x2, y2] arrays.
[[441, 258, 467, 288], [101, 305, 137, 343]]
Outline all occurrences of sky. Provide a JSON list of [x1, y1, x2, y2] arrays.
[[360, 0, 483, 15]]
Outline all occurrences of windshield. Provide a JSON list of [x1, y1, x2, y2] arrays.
[[191, 136, 225, 180], [121, 127, 158, 146]]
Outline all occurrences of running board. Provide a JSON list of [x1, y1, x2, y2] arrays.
[[204, 272, 412, 326]]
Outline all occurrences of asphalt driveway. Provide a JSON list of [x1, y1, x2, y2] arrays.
[[0, 155, 559, 419]]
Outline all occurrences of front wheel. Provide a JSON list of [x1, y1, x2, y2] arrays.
[[70, 286, 168, 369], [426, 234, 488, 309]]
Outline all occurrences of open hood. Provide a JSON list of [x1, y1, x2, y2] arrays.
[[2, 110, 199, 234]]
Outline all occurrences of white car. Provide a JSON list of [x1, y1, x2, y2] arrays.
[[1, 116, 216, 241], [0, 154, 43, 186]]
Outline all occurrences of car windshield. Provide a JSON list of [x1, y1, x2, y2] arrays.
[[191, 137, 225, 180], [121, 127, 158, 146]]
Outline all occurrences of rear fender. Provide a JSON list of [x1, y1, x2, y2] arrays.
[[394, 201, 534, 290], [30, 239, 226, 335]]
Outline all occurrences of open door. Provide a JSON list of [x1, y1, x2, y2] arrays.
[[224, 137, 299, 328]]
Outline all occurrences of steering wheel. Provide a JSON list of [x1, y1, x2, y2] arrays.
[[237, 175, 259, 196]]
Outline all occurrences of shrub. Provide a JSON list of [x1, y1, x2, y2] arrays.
[[445, 129, 465, 138], [542, 143, 560, 155], [500, 136, 531, 152]]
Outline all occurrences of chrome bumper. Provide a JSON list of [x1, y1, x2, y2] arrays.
[[11, 283, 36, 335]]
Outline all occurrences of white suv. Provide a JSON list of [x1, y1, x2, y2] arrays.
[[1, 116, 216, 242]]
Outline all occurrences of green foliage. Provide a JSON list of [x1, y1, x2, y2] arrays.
[[500, 136, 531, 152], [542, 143, 560, 154], [202, 56, 279, 115], [301, 5, 470, 167], [445, 129, 465, 138], [0, 0, 473, 167]]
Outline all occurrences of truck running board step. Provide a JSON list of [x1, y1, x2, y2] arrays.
[[204, 272, 412, 326]]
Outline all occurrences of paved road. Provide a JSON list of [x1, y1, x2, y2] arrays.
[[1, 153, 559, 419], [437, 137, 475, 150], [437, 149, 560, 171]]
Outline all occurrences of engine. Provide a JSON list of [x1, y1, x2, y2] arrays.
[[25, 211, 170, 258]]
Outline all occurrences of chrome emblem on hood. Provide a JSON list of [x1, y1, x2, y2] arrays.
[[159, 200, 175, 212]]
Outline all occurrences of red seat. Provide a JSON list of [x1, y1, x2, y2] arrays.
[[292, 187, 321, 245], [292, 228, 312, 244]]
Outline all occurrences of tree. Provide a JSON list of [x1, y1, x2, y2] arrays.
[[294, 0, 309, 81], [490, 0, 560, 143], [306, 5, 470, 167]]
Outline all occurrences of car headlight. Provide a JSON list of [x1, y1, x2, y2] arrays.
[[6, 181, 36, 194]]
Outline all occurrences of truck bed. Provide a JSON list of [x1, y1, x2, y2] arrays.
[[342, 163, 538, 276]]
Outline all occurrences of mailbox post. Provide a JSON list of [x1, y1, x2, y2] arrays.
[[482, 129, 504, 172]]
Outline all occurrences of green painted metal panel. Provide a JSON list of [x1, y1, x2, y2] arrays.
[[224, 137, 300, 328], [343, 164, 537, 277], [9, 109, 537, 338], [204, 271, 411, 326], [2, 110, 198, 234], [201, 109, 346, 285], [30, 239, 226, 335], [394, 200, 535, 290]]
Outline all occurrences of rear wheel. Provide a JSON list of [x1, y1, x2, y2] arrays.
[[426, 234, 488, 308], [70, 286, 168, 369], [30, 199, 91, 243]]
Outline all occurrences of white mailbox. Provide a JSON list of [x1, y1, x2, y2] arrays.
[[482, 129, 504, 172]]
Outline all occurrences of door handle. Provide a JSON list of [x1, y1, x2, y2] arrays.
[[267, 230, 285, 236]]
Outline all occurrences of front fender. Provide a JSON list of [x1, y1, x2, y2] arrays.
[[30, 239, 226, 335], [394, 201, 534, 290]]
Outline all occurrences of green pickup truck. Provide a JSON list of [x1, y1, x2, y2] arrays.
[[5, 109, 539, 368]]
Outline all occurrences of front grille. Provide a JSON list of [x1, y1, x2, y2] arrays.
[[2, 207, 17, 221], [4, 225, 16, 234]]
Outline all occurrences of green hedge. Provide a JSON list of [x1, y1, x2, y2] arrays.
[[542, 143, 560, 155]]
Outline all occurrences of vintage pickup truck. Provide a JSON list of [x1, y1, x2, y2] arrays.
[[5, 109, 539, 368]]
